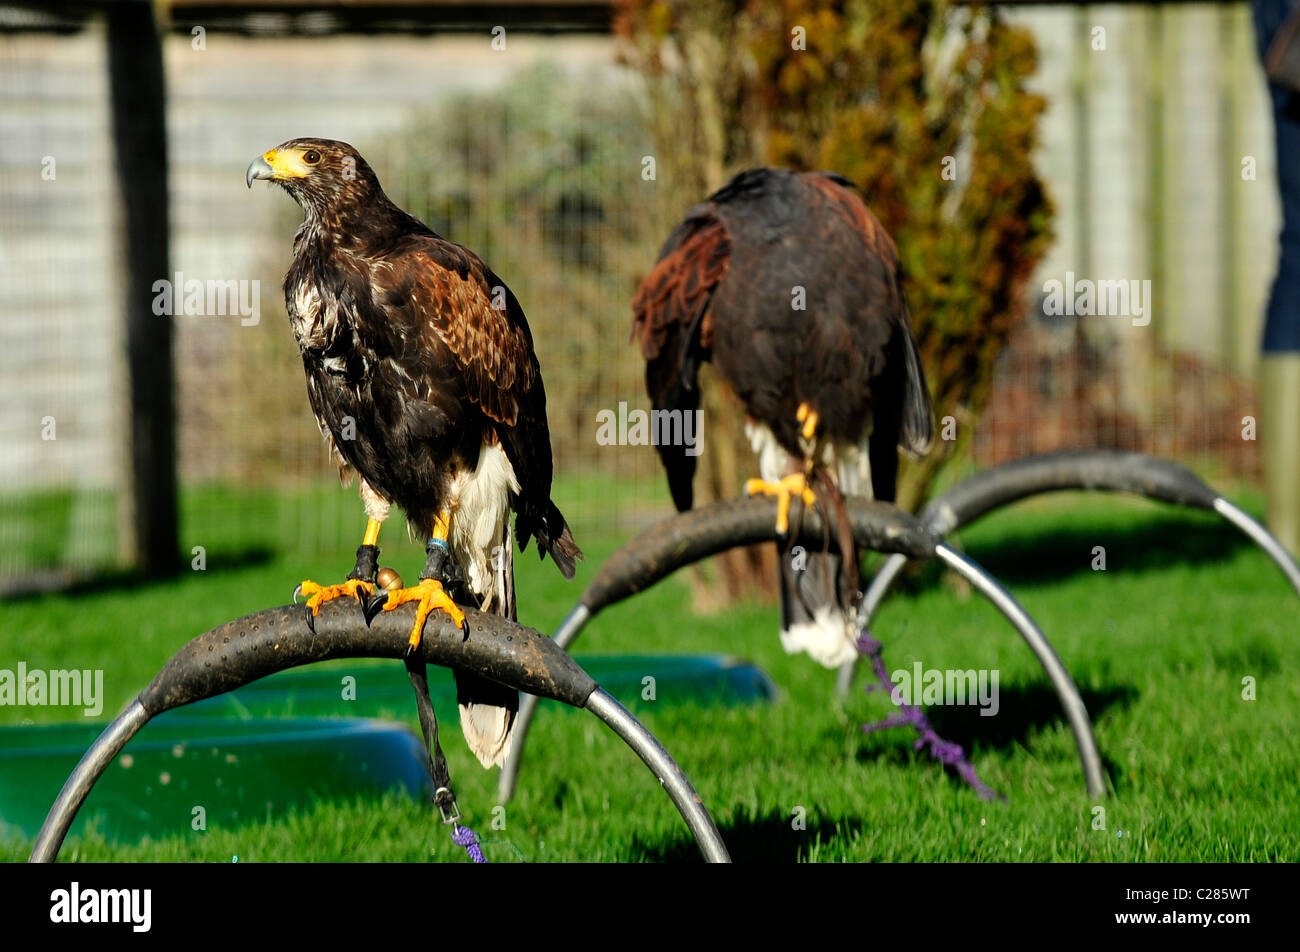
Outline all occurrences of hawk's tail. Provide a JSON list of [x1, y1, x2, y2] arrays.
[[897, 310, 934, 458], [455, 669, 518, 770], [535, 500, 582, 580], [778, 467, 862, 669], [456, 514, 519, 769], [778, 550, 859, 669]]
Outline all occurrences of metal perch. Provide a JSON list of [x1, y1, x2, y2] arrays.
[[29, 600, 730, 863], [836, 450, 1300, 697], [498, 495, 1107, 803]]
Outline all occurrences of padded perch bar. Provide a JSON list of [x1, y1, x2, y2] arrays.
[[30, 600, 729, 863], [838, 450, 1300, 696], [499, 494, 1106, 803], [580, 495, 937, 614]]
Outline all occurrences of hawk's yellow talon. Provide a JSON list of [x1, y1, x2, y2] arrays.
[[298, 578, 374, 617], [382, 577, 467, 652], [745, 473, 817, 535]]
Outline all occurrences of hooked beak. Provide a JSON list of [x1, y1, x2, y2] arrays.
[[246, 153, 274, 189]]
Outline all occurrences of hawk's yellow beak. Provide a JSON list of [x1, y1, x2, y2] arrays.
[[245, 149, 309, 188]]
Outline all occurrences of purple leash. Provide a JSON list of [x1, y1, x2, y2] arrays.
[[857, 630, 1003, 801], [451, 823, 487, 864], [404, 650, 490, 863]]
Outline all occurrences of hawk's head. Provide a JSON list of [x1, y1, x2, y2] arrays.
[[246, 138, 380, 218]]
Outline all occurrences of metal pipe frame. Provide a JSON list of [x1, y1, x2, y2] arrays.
[[586, 688, 730, 862], [497, 605, 589, 805], [28, 600, 729, 863], [499, 494, 1105, 802], [935, 544, 1105, 796], [29, 700, 149, 863], [836, 450, 1300, 697]]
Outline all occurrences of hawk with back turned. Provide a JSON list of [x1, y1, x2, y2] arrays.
[[248, 137, 581, 768], [633, 167, 933, 667]]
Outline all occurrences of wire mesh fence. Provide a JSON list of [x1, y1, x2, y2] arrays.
[[0, 20, 121, 587]]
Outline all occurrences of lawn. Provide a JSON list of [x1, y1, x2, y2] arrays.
[[1, 473, 1296, 862]]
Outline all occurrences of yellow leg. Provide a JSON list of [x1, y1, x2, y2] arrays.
[[296, 518, 382, 621], [745, 473, 817, 535], [380, 510, 467, 652], [797, 402, 819, 442]]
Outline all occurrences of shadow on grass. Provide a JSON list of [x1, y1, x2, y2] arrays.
[[871, 512, 1250, 594], [0, 546, 277, 602], [629, 809, 852, 863], [920, 682, 1136, 752], [856, 682, 1132, 798], [630, 684, 1136, 862]]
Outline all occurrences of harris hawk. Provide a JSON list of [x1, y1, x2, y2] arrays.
[[632, 167, 933, 668], [247, 138, 581, 768]]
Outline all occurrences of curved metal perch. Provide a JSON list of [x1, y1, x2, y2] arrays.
[[499, 495, 1107, 804], [836, 449, 1300, 697], [29, 601, 730, 863]]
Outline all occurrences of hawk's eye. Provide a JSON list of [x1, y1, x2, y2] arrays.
[[302, 149, 322, 166]]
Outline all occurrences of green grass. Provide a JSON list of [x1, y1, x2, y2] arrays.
[[1, 477, 1297, 862]]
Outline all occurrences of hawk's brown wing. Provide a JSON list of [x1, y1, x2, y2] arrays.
[[368, 235, 578, 575], [372, 242, 537, 428], [630, 210, 731, 511], [803, 171, 934, 457]]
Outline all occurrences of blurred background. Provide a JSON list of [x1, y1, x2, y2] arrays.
[[0, 0, 1289, 593]]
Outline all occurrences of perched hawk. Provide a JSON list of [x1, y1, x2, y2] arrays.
[[248, 138, 581, 767], [632, 167, 933, 667]]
